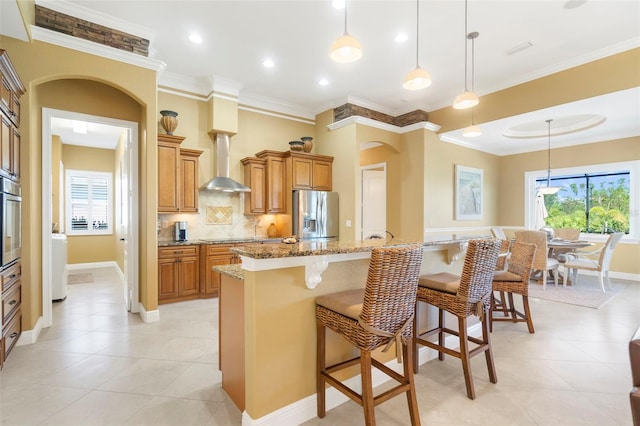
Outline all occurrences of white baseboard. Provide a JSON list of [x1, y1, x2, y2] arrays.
[[16, 316, 43, 346], [138, 303, 159, 323], [241, 323, 482, 426], [66, 260, 121, 271]]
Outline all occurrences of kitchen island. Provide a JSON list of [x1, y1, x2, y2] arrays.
[[219, 237, 478, 425]]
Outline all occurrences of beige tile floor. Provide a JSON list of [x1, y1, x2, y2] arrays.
[[1, 266, 638, 425]]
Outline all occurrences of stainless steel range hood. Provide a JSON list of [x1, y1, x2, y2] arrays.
[[200, 133, 250, 192]]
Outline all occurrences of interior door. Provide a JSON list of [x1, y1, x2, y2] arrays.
[[361, 167, 386, 239], [120, 129, 139, 313]]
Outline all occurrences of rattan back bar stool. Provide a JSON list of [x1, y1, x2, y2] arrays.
[[316, 243, 424, 426], [490, 241, 537, 333], [412, 239, 501, 400]]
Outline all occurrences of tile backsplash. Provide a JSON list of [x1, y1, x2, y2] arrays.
[[157, 191, 281, 241]]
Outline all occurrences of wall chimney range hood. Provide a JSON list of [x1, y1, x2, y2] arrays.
[[200, 133, 251, 192]]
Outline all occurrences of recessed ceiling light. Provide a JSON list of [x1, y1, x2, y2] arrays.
[[263, 58, 275, 68], [564, 0, 587, 9], [395, 33, 408, 43], [189, 33, 203, 44], [332, 0, 345, 9], [318, 78, 329, 86]]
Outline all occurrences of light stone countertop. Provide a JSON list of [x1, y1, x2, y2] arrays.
[[214, 264, 244, 281]]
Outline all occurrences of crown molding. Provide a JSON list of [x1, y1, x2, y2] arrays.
[[31, 26, 166, 72], [328, 116, 440, 134]]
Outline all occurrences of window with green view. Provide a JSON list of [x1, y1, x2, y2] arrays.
[[536, 171, 630, 234]]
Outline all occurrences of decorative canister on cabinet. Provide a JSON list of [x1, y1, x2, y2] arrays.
[[160, 110, 179, 135], [301, 136, 313, 152]]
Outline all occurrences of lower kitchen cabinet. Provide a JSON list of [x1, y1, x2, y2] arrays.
[[1, 260, 22, 368], [158, 245, 200, 304], [200, 244, 240, 298]]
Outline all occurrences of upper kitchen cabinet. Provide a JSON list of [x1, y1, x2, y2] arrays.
[[0, 50, 25, 182], [256, 150, 286, 213], [157, 134, 202, 213], [287, 151, 333, 191], [241, 150, 286, 215]]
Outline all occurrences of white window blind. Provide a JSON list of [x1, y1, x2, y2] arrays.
[[66, 170, 113, 235]]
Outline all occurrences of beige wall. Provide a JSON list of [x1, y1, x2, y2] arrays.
[[1, 36, 158, 328], [62, 144, 117, 264]]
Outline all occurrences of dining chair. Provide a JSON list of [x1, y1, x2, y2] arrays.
[[413, 239, 501, 400], [563, 232, 624, 293], [490, 227, 510, 271], [490, 241, 537, 333], [553, 227, 580, 240], [316, 243, 424, 425], [514, 230, 559, 290]]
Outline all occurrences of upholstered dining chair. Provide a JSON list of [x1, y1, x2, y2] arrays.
[[316, 243, 424, 426], [514, 230, 559, 290], [413, 239, 501, 400], [563, 232, 624, 293], [490, 241, 537, 333]]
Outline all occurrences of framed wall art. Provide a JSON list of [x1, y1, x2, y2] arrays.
[[455, 165, 483, 220]]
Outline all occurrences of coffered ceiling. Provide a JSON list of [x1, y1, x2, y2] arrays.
[[3, 0, 640, 155]]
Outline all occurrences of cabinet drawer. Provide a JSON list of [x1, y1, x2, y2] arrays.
[[2, 280, 20, 323], [204, 244, 235, 256], [1, 262, 20, 292], [2, 307, 21, 360], [158, 246, 199, 258]]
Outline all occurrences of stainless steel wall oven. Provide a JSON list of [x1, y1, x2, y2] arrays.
[[1, 178, 21, 268]]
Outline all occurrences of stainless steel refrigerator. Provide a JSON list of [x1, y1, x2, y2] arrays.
[[292, 190, 339, 240]]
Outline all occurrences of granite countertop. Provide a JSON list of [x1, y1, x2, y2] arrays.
[[214, 264, 244, 281], [158, 238, 282, 247]]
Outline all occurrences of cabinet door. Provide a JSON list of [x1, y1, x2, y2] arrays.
[[179, 256, 200, 295], [180, 154, 199, 212], [291, 157, 313, 189], [203, 255, 235, 296], [158, 258, 179, 299], [11, 127, 19, 178], [157, 140, 180, 213], [0, 114, 10, 177], [0, 75, 10, 117], [243, 160, 266, 214], [312, 159, 332, 191], [267, 156, 286, 213]]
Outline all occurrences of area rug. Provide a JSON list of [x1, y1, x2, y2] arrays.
[[67, 273, 94, 284], [527, 275, 628, 309]]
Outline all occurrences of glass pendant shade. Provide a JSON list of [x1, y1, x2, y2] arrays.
[[329, 33, 362, 63], [538, 185, 561, 195], [463, 124, 482, 137], [453, 91, 479, 109], [403, 67, 432, 90]]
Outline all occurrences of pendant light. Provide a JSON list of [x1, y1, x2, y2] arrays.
[[329, 0, 362, 63], [538, 119, 562, 195], [452, 0, 479, 109], [462, 32, 481, 136], [403, 0, 432, 90], [463, 109, 482, 137]]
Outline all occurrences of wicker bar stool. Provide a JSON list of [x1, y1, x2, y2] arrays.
[[490, 241, 537, 333], [412, 239, 501, 400], [316, 244, 424, 426]]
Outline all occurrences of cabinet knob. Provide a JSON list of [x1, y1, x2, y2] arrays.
[[8, 299, 16, 305], [9, 332, 18, 338]]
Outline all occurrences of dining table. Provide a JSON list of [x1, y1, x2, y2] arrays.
[[547, 238, 594, 284]]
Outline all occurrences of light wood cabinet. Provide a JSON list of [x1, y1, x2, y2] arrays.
[[242, 151, 287, 215], [0, 50, 24, 182], [1, 261, 21, 368], [158, 246, 200, 304], [157, 134, 202, 213], [241, 157, 267, 214], [180, 148, 202, 213], [200, 244, 240, 297], [287, 151, 333, 191]]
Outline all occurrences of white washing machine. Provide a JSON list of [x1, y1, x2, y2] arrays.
[[51, 233, 68, 301]]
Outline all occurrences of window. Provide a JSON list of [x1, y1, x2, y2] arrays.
[[525, 161, 639, 241], [66, 170, 113, 235]]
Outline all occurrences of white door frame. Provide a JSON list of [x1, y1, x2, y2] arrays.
[[41, 108, 139, 327], [359, 162, 387, 240]]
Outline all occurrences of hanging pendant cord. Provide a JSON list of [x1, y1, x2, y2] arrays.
[[463, 0, 469, 91], [415, 0, 420, 66], [546, 119, 553, 185], [344, 1, 348, 33], [471, 35, 475, 92]]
